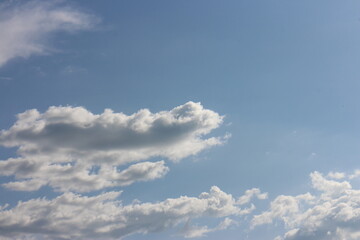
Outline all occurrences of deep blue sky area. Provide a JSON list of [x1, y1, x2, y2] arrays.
[[1, 1, 360, 239]]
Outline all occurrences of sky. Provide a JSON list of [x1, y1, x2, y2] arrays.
[[1, 0, 360, 239]]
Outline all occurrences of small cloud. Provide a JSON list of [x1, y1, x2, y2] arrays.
[[61, 65, 88, 75], [327, 171, 346, 180], [237, 188, 268, 205], [307, 152, 317, 160], [181, 218, 237, 238], [0, 76, 12, 81], [349, 169, 360, 179]]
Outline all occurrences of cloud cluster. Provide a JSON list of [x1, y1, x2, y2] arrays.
[[5, 103, 360, 240], [0, 102, 226, 192], [0, 186, 261, 240], [252, 171, 360, 240], [0, 0, 98, 67]]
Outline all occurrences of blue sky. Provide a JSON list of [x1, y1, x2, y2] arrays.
[[1, 0, 360, 239]]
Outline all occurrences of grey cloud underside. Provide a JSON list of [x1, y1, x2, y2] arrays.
[[0, 186, 259, 240], [0, 102, 225, 192], [6, 109, 211, 151]]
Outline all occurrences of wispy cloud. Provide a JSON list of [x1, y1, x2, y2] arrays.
[[0, 0, 98, 67], [0, 76, 12, 81]]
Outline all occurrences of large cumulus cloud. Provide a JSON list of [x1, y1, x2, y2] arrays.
[[0, 102, 226, 192]]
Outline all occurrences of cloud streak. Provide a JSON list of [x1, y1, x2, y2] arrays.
[[0, 0, 98, 67]]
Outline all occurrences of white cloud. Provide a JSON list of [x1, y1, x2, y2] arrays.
[[310, 171, 351, 196], [0, 186, 255, 240], [349, 169, 360, 179], [237, 188, 268, 205], [327, 171, 346, 180], [0, 102, 226, 192], [252, 171, 360, 240], [0, 0, 98, 67], [251, 193, 314, 228], [0, 160, 169, 192], [181, 217, 237, 238]]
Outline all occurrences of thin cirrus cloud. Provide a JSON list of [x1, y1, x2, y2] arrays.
[[0, 0, 98, 67], [0, 186, 265, 240], [0, 101, 228, 192], [251, 171, 360, 240]]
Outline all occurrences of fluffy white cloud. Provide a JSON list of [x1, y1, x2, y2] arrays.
[[237, 188, 268, 205], [0, 0, 98, 67], [0, 102, 226, 192], [252, 171, 360, 240], [327, 171, 346, 180], [0, 186, 257, 240], [0, 159, 169, 192]]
